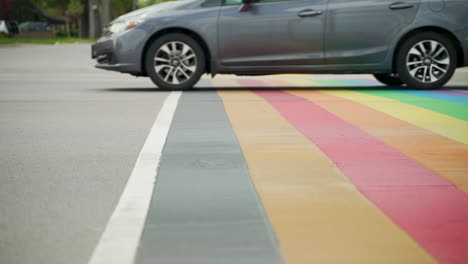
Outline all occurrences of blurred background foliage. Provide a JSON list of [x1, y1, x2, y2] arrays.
[[0, 0, 176, 39], [139, 0, 174, 7]]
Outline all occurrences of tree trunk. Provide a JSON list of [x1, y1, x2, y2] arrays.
[[99, 0, 111, 28], [88, 0, 96, 38], [132, 0, 138, 10], [80, 1, 89, 38], [66, 18, 70, 38], [78, 17, 82, 38]]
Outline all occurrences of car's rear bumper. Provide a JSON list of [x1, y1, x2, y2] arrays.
[[462, 40, 468, 67], [455, 27, 468, 67]]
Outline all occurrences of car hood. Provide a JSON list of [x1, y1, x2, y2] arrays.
[[113, 0, 197, 23]]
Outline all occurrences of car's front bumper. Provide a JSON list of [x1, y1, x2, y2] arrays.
[[94, 62, 142, 73], [91, 28, 149, 75]]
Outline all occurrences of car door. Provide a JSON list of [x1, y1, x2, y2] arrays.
[[217, 0, 328, 67], [325, 0, 421, 65]]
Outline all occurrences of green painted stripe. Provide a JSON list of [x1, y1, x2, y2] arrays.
[[358, 90, 468, 121], [389, 90, 468, 107]]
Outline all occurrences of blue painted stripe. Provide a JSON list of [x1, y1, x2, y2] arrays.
[[340, 79, 381, 87], [390, 90, 468, 107], [431, 90, 468, 98]]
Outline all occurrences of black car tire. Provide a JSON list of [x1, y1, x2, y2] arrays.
[[145, 33, 206, 90], [373, 73, 404, 86], [396, 32, 457, 90]]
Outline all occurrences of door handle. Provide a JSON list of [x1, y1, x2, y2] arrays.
[[298, 9, 323, 18], [389, 2, 414, 10]]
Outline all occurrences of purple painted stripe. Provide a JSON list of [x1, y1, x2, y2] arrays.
[[430, 90, 468, 98]]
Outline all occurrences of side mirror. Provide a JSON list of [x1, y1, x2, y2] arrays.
[[239, 0, 254, 12]]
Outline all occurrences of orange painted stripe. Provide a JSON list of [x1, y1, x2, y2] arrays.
[[218, 89, 435, 264], [287, 90, 468, 194], [255, 89, 468, 264]]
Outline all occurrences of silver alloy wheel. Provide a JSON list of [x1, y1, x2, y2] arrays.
[[406, 40, 450, 83], [154, 41, 197, 85]]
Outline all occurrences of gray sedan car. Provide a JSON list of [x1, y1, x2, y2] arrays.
[[92, 0, 468, 90]]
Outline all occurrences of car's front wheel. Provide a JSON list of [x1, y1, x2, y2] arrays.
[[396, 32, 457, 90], [145, 33, 206, 90]]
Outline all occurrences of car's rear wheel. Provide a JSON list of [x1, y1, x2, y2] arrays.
[[145, 33, 205, 90], [396, 32, 457, 90], [373, 73, 404, 86]]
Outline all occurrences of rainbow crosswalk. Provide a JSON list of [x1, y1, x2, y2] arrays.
[[213, 77, 468, 264], [136, 76, 468, 264]]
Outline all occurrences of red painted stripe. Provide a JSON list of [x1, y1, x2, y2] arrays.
[[254, 90, 468, 264]]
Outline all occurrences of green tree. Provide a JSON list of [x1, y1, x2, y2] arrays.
[[9, 0, 140, 38], [67, 0, 84, 15], [138, 0, 175, 8], [112, 0, 135, 16], [66, 0, 84, 37]]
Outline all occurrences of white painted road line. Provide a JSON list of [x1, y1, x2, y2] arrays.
[[88, 91, 182, 264]]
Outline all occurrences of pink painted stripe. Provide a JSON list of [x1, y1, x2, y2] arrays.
[[254, 90, 468, 264], [430, 90, 468, 98]]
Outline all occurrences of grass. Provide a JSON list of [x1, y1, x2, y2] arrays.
[[0, 38, 96, 45]]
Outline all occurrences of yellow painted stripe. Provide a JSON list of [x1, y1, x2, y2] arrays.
[[330, 90, 468, 145], [292, 83, 468, 145], [218, 90, 435, 264], [288, 89, 468, 194]]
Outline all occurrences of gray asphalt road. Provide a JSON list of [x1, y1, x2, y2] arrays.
[[0, 44, 169, 264], [0, 44, 467, 264]]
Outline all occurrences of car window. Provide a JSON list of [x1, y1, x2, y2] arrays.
[[201, 0, 223, 7], [224, 0, 242, 5]]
